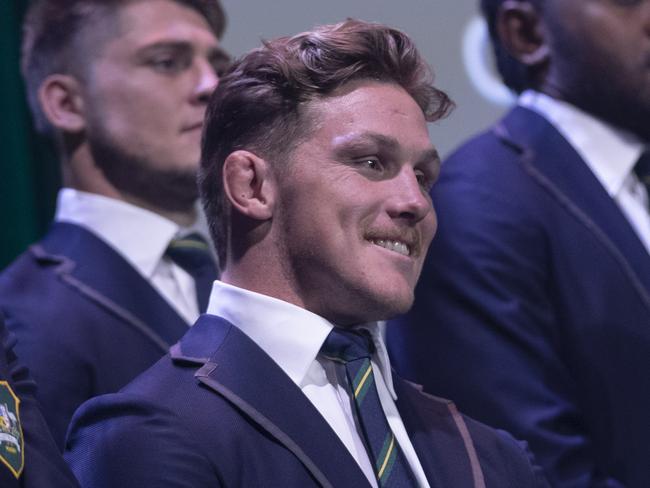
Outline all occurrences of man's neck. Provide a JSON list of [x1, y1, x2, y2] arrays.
[[538, 85, 650, 143], [62, 150, 198, 227], [117, 193, 198, 228]]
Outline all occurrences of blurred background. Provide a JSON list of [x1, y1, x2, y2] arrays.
[[0, 0, 513, 268]]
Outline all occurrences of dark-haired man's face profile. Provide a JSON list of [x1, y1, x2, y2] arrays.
[[273, 80, 439, 326], [541, 0, 650, 139], [83, 0, 228, 212]]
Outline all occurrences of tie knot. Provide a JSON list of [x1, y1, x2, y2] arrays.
[[166, 233, 213, 271], [165, 233, 218, 313], [321, 327, 375, 363], [634, 150, 650, 185]]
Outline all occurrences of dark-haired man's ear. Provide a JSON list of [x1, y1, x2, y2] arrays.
[[223, 150, 275, 221], [38, 74, 86, 133], [497, 0, 549, 67]]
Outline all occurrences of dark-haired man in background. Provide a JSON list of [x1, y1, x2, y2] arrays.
[[388, 1, 650, 486], [65, 19, 548, 488], [0, 0, 227, 448]]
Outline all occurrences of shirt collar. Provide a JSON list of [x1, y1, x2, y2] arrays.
[[519, 90, 645, 197], [207, 281, 397, 399], [54, 188, 206, 278]]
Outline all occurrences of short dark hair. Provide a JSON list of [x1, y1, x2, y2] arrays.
[[481, 0, 541, 93], [21, 0, 226, 133], [199, 19, 454, 266]]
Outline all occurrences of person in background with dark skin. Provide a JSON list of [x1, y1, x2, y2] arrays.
[[388, 0, 650, 487], [64, 19, 549, 488], [0, 313, 79, 487], [0, 0, 228, 449]]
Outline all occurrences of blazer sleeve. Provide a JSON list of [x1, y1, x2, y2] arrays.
[[65, 393, 221, 488], [473, 424, 551, 488], [0, 285, 100, 452], [0, 314, 79, 488], [387, 154, 626, 488], [497, 432, 550, 488]]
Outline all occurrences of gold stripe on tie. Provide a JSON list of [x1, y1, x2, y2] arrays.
[[377, 435, 396, 479], [354, 364, 373, 398]]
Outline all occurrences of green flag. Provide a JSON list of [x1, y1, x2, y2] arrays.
[[0, 1, 60, 270]]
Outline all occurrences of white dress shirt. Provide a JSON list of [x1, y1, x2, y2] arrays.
[[207, 280, 430, 488], [519, 90, 650, 253], [55, 188, 212, 324]]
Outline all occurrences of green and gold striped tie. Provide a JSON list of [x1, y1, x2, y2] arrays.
[[321, 328, 418, 487]]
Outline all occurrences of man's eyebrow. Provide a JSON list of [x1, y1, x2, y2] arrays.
[[334, 132, 439, 164], [208, 46, 231, 64], [137, 40, 223, 56], [135, 41, 230, 71], [136, 41, 191, 55], [142, 40, 187, 49], [333, 132, 400, 154], [416, 147, 441, 166]]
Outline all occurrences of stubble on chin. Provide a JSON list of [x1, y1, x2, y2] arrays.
[[88, 129, 199, 213]]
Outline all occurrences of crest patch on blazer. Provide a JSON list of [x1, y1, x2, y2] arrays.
[[0, 381, 24, 478]]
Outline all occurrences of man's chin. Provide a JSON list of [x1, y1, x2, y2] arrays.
[[381, 297, 414, 321], [89, 131, 200, 213], [336, 292, 414, 325]]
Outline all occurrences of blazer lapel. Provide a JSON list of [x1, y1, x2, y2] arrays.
[[394, 377, 485, 488], [34, 222, 188, 351], [497, 107, 650, 306], [173, 315, 370, 488]]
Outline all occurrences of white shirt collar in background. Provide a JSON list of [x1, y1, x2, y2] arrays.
[[55, 188, 212, 323], [519, 90, 644, 197], [55, 188, 179, 277]]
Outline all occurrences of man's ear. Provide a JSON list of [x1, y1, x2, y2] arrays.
[[38, 74, 86, 132], [497, 0, 549, 67], [223, 150, 275, 221]]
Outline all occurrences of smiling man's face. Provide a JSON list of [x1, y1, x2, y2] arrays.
[[273, 80, 439, 325]]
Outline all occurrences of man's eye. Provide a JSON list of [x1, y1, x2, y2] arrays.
[[149, 55, 188, 73], [360, 158, 382, 171], [415, 169, 434, 191], [210, 54, 231, 77]]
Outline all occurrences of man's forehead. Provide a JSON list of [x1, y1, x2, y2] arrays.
[[70, 0, 215, 57], [305, 81, 424, 122], [301, 82, 432, 154], [112, 0, 218, 45]]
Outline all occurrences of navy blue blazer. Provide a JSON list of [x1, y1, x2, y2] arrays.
[[0, 314, 78, 487], [0, 222, 190, 449], [65, 314, 548, 488], [388, 106, 650, 487]]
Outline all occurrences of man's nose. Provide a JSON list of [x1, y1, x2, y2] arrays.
[[386, 168, 432, 223], [192, 59, 219, 104]]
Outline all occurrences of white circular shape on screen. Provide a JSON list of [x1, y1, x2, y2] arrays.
[[462, 15, 514, 107]]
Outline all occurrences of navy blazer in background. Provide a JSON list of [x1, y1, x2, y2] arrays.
[[388, 107, 650, 488], [66, 314, 548, 487], [0, 313, 79, 487], [0, 222, 190, 449]]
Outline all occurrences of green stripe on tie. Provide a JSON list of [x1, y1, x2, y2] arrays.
[[168, 239, 209, 251], [377, 434, 397, 484], [353, 360, 373, 405], [320, 328, 417, 486]]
